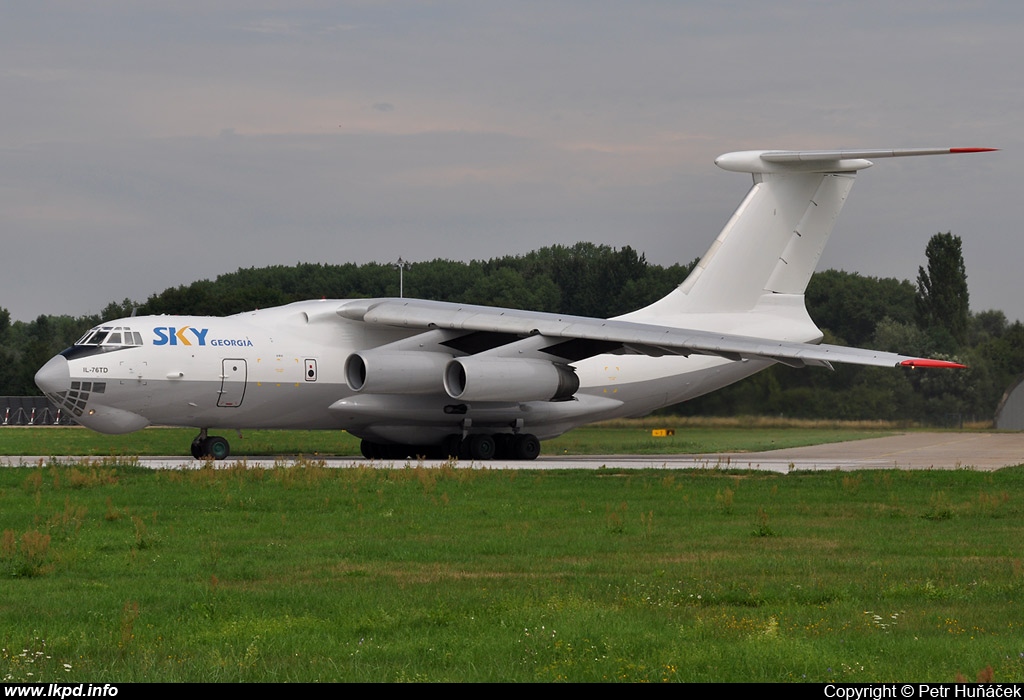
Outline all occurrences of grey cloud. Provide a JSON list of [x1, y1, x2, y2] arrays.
[[0, 1, 1019, 323]]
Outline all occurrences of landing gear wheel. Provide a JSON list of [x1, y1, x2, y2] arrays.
[[206, 436, 230, 460], [513, 434, 541, 461], [467, 434, 496, 460], [190, 433, 230, 460]]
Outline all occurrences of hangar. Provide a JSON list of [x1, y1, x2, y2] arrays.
[[994, 376, 1024, 430]]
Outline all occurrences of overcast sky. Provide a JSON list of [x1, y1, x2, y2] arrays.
[[1, 1, 1019, 324]]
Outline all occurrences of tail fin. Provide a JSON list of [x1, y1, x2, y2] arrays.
[[627, 148, 995, 321]]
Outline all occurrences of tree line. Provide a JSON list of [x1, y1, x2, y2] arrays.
[[2, 236, 1020, 424]]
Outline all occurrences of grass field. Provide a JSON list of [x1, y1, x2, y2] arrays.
[[2, 421, 1019, 682], [3, 441, 1024, 682]]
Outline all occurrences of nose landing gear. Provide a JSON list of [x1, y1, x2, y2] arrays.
[[190, 429, 231, 460]]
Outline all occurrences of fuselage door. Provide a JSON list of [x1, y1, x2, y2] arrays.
[[218, 359, 247, 407]]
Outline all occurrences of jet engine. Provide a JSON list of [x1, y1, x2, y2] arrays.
[[443, 357, 579, 402], [344, 350, 452, 394]]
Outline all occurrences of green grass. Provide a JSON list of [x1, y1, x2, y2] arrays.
[[0, 419, 900, 458], [3, 460, 1024, 682]]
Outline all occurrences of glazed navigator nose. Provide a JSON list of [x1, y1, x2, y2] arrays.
[[35, 354, 70, 395]]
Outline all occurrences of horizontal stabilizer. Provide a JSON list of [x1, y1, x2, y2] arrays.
[[761, 147, 997, 162], [716, 147, 997, 174]]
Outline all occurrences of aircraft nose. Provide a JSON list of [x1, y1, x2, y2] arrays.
[[35, 354, 70, 395]]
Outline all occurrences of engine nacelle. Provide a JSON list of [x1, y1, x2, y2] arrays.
[[344, 351, 452, 394], [443, 357, 579, 402]]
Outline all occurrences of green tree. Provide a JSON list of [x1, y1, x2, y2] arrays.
[[970, 309, 1008, 345], [915, 232, 970, 349], [463, 267, 560, 311], [807, 271, 916, 346], [100, 298, 138, 322]]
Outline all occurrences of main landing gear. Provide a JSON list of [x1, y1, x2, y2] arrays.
[[360, 433, 541, 461], [191, 429, 231, 460]]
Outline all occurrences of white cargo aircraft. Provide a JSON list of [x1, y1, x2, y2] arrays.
[[35, 147, 994, 460]]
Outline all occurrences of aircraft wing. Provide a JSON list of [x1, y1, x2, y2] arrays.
[[336, 298, 964, 370]]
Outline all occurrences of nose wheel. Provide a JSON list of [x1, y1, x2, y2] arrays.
[[191, 431, 231, 460]]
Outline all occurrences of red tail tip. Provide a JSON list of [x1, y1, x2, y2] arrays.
[[950, 147, 998, 153]]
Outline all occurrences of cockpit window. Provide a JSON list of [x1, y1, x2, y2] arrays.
[[75, 326, 143, 347]]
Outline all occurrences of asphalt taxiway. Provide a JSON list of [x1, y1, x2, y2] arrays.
[[3, 432, 1023, 472]]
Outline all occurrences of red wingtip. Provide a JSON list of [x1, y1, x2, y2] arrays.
[[950, 147, 998, 154], [900, 359, 968, 369]]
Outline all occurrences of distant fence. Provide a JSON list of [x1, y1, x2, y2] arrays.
[[1, 396, 76, 426]]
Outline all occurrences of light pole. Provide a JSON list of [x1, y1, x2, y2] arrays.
[[392, 257, 411, 298]]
